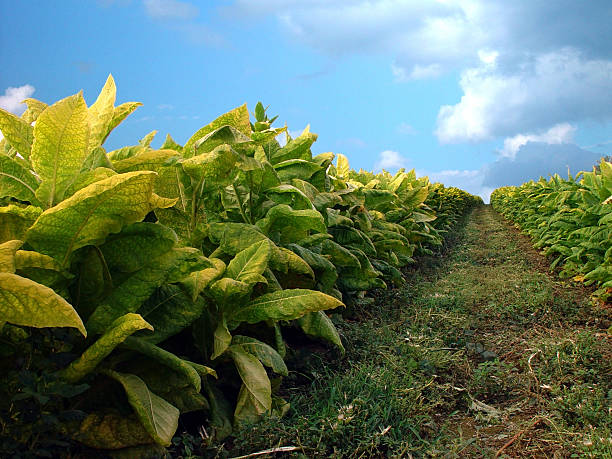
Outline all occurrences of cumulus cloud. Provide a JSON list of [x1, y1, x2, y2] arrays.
[[143, 0, 198, 20], [499, 123, 576, 158], [227, 1, 612, 144], [0, 84, 35, 115], [374, 150, 408, 171], [227, 1, 612, 74], [436, 48, 612, 143]]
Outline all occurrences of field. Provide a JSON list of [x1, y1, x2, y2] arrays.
[[221, 206, 611, 458], [0, 77, 610, 458]]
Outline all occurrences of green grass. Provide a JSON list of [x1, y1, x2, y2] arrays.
[[177, 206, 611, 458]]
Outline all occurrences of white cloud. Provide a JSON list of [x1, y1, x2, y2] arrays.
[[499, 123, 576, 158], [0, 84, 35, 115], [227, 1, 612, 143], [397, 122, 416, 135], [374, 150, 408, 171], [157, 103, 174, 110], [477, 49, 498, 66], [436, 49, 612, 143], [393, 62, 443, 81], [143, 0, 198, 20]]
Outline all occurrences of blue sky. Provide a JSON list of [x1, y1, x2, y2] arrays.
[[1, 0, 611, 201]]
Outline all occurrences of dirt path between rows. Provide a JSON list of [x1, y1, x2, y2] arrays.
[[417, 205, 612, 457]]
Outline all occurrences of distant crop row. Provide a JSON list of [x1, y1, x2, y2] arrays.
[[0, 75, 481, 455], [491, 161, 612, 301]]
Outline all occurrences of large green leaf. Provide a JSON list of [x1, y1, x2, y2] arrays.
[[0, 240, 22, 273], [269, 126, 317, 165], [181, 144, 241, 187], [100, 222, 178, 273], [183, 104, 251, 157], [211, 317, 232, 360], [287, 243, 337, 292], [193, 125, 252, 155], [121, 337, 201, 391], [75, 412, 155, 449], [328, 225, 377, 256], [266, 184, 314, 210], [270, 246, 315, 279], [0, 272, 86, 336], [402, 185, 429, 210], [181, 257, 226, 301], [248, 160, 281, 192], [80, 146, 113, 172], [137, 285, 207, 344], [86, 247, 207, 333], [160, 133, 184, 153], [209, 222, 270, 255], [226, 240, 271, 285], [64, 167, 117, 199], [112, 149, 180, 173], [88, 74, 116, 148], [0, 205, 42, 243], [139, 130, 157, 148], [273, 159, 321, 182], [231, 335, 288, 376], [336, 153, 350, 179], [103, 102, 142, 144], [107, 145, 147, 161], [228, 346, 272, 425], [104, 370, 179, 447], [228, 289, 343, 328], [297, 311, 344, 353], [26, 171, 161, 266], [16, 258, 69, 290], [256, 204, 326, 243], [325, 208, 354, 227], [319, 239, 361, 268], [61, 313, 153, 383], [208, 277, 252, 308], [362, 188, 396, 211], [0, 108, 34, 160], [21, 98, 48, 124], [128, 361, 210, 414], [31, 93, 91, 207], [0, 155, 39, 203]]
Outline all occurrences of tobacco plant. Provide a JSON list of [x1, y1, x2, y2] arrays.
[[491, 161, 612, 301], [0, 75, 481, 455]]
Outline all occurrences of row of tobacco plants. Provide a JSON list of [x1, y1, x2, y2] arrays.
[[491, 161, 612, 302], [0, 75, 481, 456]]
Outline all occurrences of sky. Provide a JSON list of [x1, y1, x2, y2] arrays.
[[1, 1, 611, 202]]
